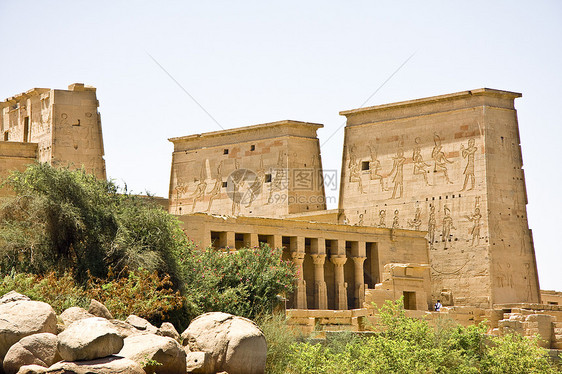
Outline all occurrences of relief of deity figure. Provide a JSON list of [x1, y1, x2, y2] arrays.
[[412, 137, 431, 185], [378, 209, 386, 228], [428, 205, 436, 248], [432, 133, 454, 184], [408, 206, 422, 230], [348, 146, 364, 193], [191, 163, 207, 212], [392, 210, 400, 229], [461, 138, 477, 191], [206, 161, 223, 212], [466, 198, 482, 247], [368, 145, 387, 192], [442, 206, 456, 249], [388, 148, 406, 199]]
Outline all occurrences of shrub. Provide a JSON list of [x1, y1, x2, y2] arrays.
[[258, 313, 304, 374], [177, 243, 297, 321]]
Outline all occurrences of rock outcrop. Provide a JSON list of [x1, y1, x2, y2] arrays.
[[3, 333, 60, 374], [181, 312, 267, 374], [57, 318, 123, 361], [119, 334, 186, 374]]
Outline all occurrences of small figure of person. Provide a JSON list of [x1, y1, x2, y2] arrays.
[[434, 300, 442, 312], [412, 137, 431, 185]]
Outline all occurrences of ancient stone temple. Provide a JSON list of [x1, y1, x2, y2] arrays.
[[0, 83, 106, 181], [338, 88, 540, 307]]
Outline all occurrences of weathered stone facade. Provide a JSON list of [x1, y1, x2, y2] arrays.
[[0, 83, 106, 180], [338, 89, 540, 307], [169, 120, 326, 218]]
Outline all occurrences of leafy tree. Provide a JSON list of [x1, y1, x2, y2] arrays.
[[0, 163, 185, 281]]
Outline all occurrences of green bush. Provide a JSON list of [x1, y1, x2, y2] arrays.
[[0, 163, 186, 282], [177, 243, 297, 321], [282, 299, 559, 374]]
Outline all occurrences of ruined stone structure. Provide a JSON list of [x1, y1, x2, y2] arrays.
[[0, 83, 106, 181], [338, 89, 540, 308]]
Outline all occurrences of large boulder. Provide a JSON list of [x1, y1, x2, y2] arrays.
[[157, 323, 180, 342], [108, 320, 141, 339], [119, 334, 186, 374], [185, 351, 210, 374], [125, 315, 158, 335], [87, 300, 113, 320], [58, 307, 95, 328], [181, 312, 267, 374], [0, 300, 57, 363], [0, 292, 30, 306], [3, 333, 60, 374], [25, 356, 145, 374], [57, 318, 123, 361]]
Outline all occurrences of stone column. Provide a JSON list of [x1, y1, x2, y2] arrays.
[[331, 256, 348, 310], [352, 256, 367, 308], [271, 235, 283, 250], [291, 251, 307, 309], [244, 233, 259, 248], [225, 231, 236, 249], [311, 254, 328, 309]]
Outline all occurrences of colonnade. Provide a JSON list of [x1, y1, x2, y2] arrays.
[[210, 231, 375, 310]]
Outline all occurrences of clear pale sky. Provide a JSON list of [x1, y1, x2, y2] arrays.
[[1, 1, 560, 291]]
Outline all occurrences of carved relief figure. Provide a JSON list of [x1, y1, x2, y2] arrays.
[[206, 161, 223, 212], [392, 210, 400, 229], [388, 148, 406, 199], [378, 209, 386, 228], [348, 145, 364, 193], [432, 133, 454, 184], [461, 138, 477, 191], [412, 137, 431, 185], [428, 205, 436, 248], [358, 213, 364, 226], [442, 206, 456, 249], [466, 198, 482, 246], [191, 163, 207, 212], [246, 156, 264, 208], [368, 145, 386, 191], [231, 159, 243, 216], [408, 206, 422, 230]]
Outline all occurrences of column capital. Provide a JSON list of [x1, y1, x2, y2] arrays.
[[330, 255, 347, 267], [352, 256, 367, 265], [291, 251, 305, 263], [311, 253, 326, 265]]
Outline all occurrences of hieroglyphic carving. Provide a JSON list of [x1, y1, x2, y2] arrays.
[[191, 162, 207, 212], [60, 113, 69, 126], [407, 206, 422, 230], [428, 205, 436, 249], [467, 197, 482, 246], [348, 145, 364, 193], [388, 139, 405, 199], [206, 161, 223, 212], [432, 133, 453, 184], [378, 209, 386, 228], [368, 145, 386, 191], [392, 210, 400, 229], [442, 205, 456, 249], [357, 213, 364, 226], [461, 138, 477, 191], [412, 137, 431, 185]]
